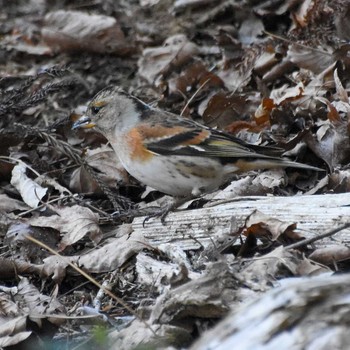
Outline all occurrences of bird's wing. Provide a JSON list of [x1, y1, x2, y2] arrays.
[[130, 115, 322, 171], [140, 118, 271, 161]]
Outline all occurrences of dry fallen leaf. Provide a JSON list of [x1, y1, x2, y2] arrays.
[[287, 44, 334, 74], [10, 163, 47, 209], [70, 145, 129, 193], [0, 193, 30, 212], [42, 10, 132, 55], [0, 316, 31, 347], [239, 246, 330, 291], [5, 223, 60, 263], [78, 228, 146, 273], [309, 245, 350, 265], [304, 120, 349, 170], [138, 34, 200, 85], [150, 261, 236, 325], [0, 277, 65, 347], [109, 320, 191, 350], [28, 204, 101, 250], [16, 277, 65, 324], [200, 92, 248, 129], [167, 61, 223, 99], [243, 209, 300, 243]]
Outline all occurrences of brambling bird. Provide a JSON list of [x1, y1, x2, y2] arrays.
[[72, 86, 322, 221]]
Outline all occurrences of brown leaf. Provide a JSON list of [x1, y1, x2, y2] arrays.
[[151, 261, 235, 324], [28, 205, 102, 250], [138, 34, 200, 85], [42, 10, 133, 55], [0, 257, 37, 280], [240, 247, 329, 290], [309, 246, 350, 265], [287, 44, 334, 75], [243, 210, 300, 244], [296, 257, 329, 276], [254, 46, 283, 76], [304, 122, 350, 170], [328, 170, 350, 193], [254, 98, 275, 125], [70, 145, 129, 193], [201, 92, 247, 128], [78, 227, 146, 273], [224, 120, 263, 134], [167, 61, 223, 98]]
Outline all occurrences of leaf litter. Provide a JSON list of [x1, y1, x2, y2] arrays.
[[1, 0, 350, 349]]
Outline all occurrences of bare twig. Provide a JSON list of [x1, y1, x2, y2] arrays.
[[25, 235, 157, 336], [0, 156, 42, 177], [180, 78, 211, 117], [286, 223, 350, 250]]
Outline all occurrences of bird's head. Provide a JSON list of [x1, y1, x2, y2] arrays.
[[72, 86, 150, 135]]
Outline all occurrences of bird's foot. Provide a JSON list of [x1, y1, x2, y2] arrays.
[[143, 202, 174, 227], [110, 203, 175, 226], [143, 196, 191, 226]]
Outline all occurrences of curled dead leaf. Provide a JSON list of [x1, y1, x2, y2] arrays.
[[42, 10, 133, 55], [167, 61, 223, 99], [200, 92, 248, 128], [70, 145, 129, 193], [10, 163, 47, 209], [243, 209, 300, 244], [27, 205, 102, 250], [138, 34, 200, 85], [309, 246, 350, 265], [254, 98, 275, 125], [287, 44, 334, 75]]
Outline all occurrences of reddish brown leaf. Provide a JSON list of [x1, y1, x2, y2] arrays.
[[167, 61, 224, 97], [243, 210, 301, 245], [42, 10, 133, 55], [201, 92, 247, 128], [254, 98, 275, 125]]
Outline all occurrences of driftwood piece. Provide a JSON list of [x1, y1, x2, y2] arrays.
[[133, 193, 350, 250], [190, 273, 350, 350]]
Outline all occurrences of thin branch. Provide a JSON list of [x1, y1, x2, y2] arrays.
[[180, 78, 211, 117], [0, 156, 42, 177], [25, 234, 158, 336], [286, 222, 350, 250]]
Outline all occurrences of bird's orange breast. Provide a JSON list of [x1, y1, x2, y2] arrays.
[[126, 128, 154, 161]]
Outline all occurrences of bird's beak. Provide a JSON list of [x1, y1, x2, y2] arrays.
[[72, 115, 96, 130]]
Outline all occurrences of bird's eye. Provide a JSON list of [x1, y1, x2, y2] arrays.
[[91, 105, 102, 115]]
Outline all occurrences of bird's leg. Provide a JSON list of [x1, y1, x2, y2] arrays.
[[143, 196, 190, 226]]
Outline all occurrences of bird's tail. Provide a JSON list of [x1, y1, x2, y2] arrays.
[[224, 157, 324, 174]]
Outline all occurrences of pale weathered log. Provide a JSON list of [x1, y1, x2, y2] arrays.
[[132, 193, 350, 250], [190, 273, 350, 350]]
